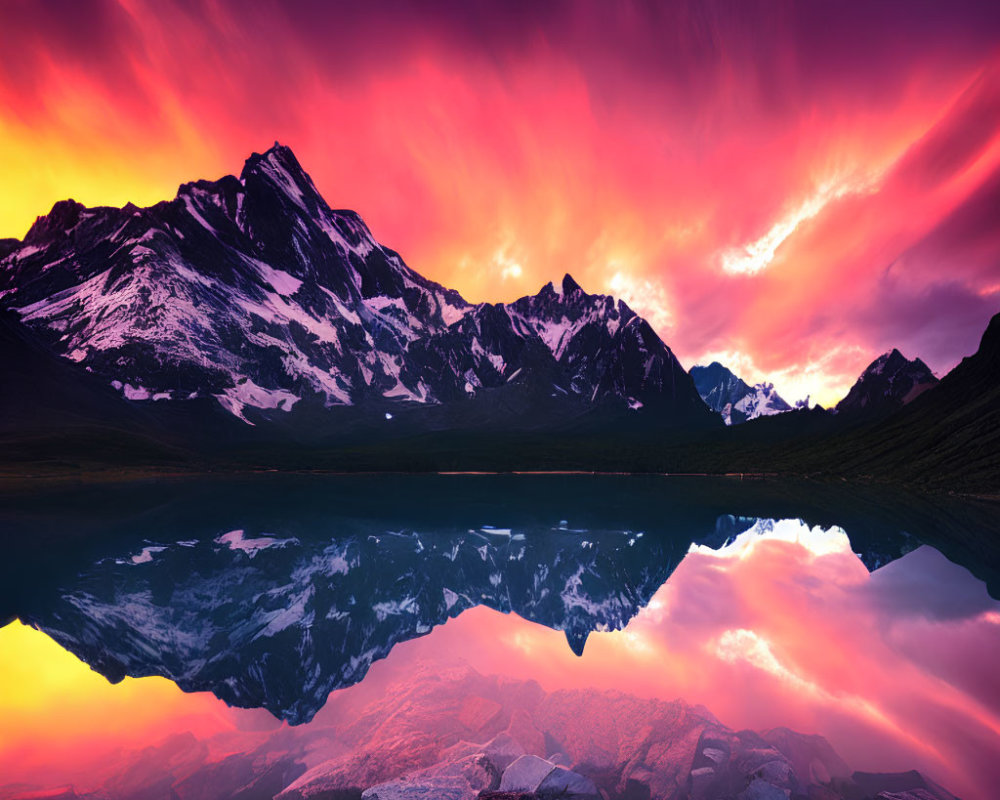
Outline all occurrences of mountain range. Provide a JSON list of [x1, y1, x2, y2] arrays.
[[0, 143, 712, 434], [0, 143, 997, 491]]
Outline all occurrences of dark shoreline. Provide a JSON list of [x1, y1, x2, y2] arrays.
[[2, 470, 998, 597], [1, 463, 998, 502]]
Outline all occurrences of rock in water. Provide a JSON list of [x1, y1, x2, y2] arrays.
[[499, 755, 557, 793]]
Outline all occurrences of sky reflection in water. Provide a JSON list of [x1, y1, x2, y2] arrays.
[[0, 513, 998, 799]]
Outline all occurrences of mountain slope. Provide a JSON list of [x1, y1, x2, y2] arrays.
[[747, 312, 1000, 492], [690, 362, 752, 418], [0, 143, 715, 434], [837, 312, 1000, 487], [0, 309, 251, 472]]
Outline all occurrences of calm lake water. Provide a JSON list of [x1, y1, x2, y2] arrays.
[[1, 475, 998, 800]]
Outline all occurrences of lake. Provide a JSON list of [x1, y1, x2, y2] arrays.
[[1, 475, 998, 800]]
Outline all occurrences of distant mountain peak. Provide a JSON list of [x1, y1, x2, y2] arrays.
[[690, 362, 794, 425], [836, 348, 938, 415], [868, 348, 909, 374]]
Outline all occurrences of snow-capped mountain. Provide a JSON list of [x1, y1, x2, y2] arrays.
[[729, 381, 800, 424], [835, 348, 938, 416], [689, 362, 751, 418], [0, 143, 713, 430], [689, 362, 798, 425]]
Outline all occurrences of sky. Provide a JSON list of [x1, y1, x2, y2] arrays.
[[2, 1, 1000, 405], [2, 523, 997, 799]]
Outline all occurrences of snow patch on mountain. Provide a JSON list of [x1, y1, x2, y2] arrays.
[[123, 383, 152, 401], [256, 263, 303, 296], [215, 379, 300, 422], [731, 382, 793, 423]]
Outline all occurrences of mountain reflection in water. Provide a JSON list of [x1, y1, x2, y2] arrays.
[[0, 476, 998, 800]]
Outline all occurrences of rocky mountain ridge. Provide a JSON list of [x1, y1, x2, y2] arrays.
[[0, 143, 713, 430]]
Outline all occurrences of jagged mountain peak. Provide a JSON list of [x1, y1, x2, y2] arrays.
[[23, 198, 87, 244], [733, 381, 794, 423], [537, 272, 586, 299], [243, 140, 299, 170], [561, 272, 584, 295], [240, 142, 332, 233], [530, 275, 636, 321], [867, 347, 935, 376], [239, 141, 313, 187], [240, 141, 320, 206], [869, 348, 911, 373], [836, 347, 938, 415]]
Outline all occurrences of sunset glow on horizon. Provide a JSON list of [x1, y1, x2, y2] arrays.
[[3, 0, 1000, 404]]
